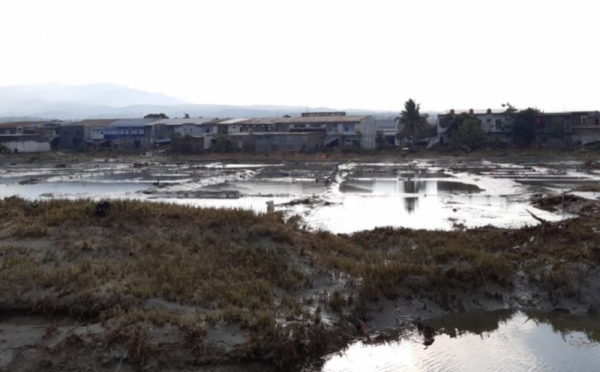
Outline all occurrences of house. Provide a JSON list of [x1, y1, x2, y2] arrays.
[[0, 121, 62, 136], [58, 119, 117, 149], [216, 118, 279, 134], [152, 118, 219, 137], [280, 113, 376, 149], [534, 111, 600, 145], [89, 119, 168, 149], [214, 113, 376, 149], [437, 109, 512, 144]]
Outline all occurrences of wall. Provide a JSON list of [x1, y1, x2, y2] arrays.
[[255, 132, 325, 152], [0, 140, 51, 153], [356, 116, 376, 149], [172, 136, 205, 154], [58, 125, 86, 149]]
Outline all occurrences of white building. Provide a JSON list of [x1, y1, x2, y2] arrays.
[[437, 109, 512, 144]]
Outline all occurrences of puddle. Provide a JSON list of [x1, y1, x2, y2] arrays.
[[0, 160, 591, 231], [298, 194, 564, 233], [202, 180, 327, 196], [340, 180, 483, 195], [0, 182, 150, 199], [319, 310, 600, 372]]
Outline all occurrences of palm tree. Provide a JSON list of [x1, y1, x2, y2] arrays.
[[396, 99, 429, 145]]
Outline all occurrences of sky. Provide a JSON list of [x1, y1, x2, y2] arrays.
[[1, 0, 599, 112]]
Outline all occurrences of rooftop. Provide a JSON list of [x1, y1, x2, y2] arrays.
[[153, 118, 219, 126], [107, 119, 159, 128], [68, 119, 118, 128]]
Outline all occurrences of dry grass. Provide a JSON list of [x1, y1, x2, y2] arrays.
[[0, 197, 598, 370]]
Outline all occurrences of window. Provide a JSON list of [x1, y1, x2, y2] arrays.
[[205, 128, 210, 133], [596, 118, 599, 125], [344, 125, 349, 132], [75, 131, 81, 135], [495, 119, 502, 130], [581, 116, 588, 125]]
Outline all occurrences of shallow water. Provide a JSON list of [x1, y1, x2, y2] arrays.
[[319, 310, 600, 372], [340, 180, 483, 195], [0, 181, 150, 199], [202, 180, 327, 196]]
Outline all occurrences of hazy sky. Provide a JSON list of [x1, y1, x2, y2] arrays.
[[1, 0, 599, 112]]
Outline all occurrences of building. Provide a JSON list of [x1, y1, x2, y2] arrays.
[[535, 111, 600, 145], [213, 131, 326, 153], [437, 109, 512, 144], [153, 118, 219, 137], [89, 119, 168, 149], [0, 121, 62, 136], [374, 118, 399, 146], [0, 134, 53, 153], [58, 119, 117, 149], [214, 114, 376, 149]]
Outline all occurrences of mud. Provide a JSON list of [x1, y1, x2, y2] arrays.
[[1, 152, 600, 371]]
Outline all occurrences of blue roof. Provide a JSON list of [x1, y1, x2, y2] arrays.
[[107, 119, 158, 128]]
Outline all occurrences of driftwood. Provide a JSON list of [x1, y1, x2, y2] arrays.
[[526, 209, 549, 225]]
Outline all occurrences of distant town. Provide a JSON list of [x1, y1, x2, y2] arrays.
[[0, 104, 598, 154]]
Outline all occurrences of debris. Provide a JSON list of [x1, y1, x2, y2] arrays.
[[95, 201, 112, 217], [18, 178, 41, 185], [55, 163, 67, 168], [266, 200, 274, 213]]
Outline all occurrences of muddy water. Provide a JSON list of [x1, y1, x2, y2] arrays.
[[319, 310, 600, 372]]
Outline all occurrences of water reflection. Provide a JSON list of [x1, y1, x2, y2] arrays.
[[404, 197, 419, 213], [320, 311, 600, 372], [340, 180, 483, 195]]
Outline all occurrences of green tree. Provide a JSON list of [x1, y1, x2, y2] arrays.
[[546, 117, 565, 139], [144, 113, 169, 119], [439, 112, 475, 139], [452, 117, 488, 149], [501, 103, 539, 146], [396, 99, 429, 145]]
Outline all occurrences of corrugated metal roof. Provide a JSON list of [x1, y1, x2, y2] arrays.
[[107, 119, 159, 127], [69, 119, 118, 128], [216, 118, 251, 125], [217, 116, 368, 125], [0, 121, 48, 128], [153, 118, 218, 126]]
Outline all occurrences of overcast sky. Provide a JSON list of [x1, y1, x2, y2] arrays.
[[1, 0, 599, 112]]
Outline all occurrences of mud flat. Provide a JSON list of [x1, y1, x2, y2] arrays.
[[0, 193, 599, 371], [1, 153, 600, 370]]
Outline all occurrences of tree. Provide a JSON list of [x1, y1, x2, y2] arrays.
[[375, 130, 386, 149], [546, 117, 565, 139], [439, 112, 475, 138], [184, 113, 190, 119], [452, 117, 488, 150], [144, 113, 169, 119], [501, 103, 539, 146], [396, 99, 429, 145]]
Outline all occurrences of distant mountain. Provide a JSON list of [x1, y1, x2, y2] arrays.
[[0, 83, 187, 112], [0, 83, 398, 120]]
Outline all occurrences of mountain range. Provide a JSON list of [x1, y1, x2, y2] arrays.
[[0, 83, 399, 121]]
